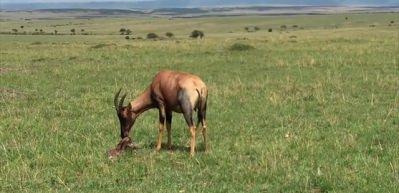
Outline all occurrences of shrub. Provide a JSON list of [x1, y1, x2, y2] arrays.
[[125, 29, 132, 35], [190, 30, 204, 39], [229, 43, 254, 51], [90, 43, 115, 49], [81, 29, 85, 32], [125, 36, 130, 39], [12, 29, 18, 33], [70, 28, 75, 34], [20, 26, 24, 29], [165, 32, 174, 38], [390, 21, 394, 24], [292, 25, 298, 28], [31, 41, 42, 45], [119, 28, 126, 34], [268, 28, 273, 32], [54, 30, 58, 35], [147, 32, 158, 39], [280, 25, 287, 30], [254, 26, 260, 31]]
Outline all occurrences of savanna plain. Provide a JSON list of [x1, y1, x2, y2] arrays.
[[0, 12, 398, 192]]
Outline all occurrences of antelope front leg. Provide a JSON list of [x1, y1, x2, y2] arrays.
[[156, 106, 166, 151]]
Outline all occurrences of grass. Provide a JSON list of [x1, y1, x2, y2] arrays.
[[1, 12, 398, 193]]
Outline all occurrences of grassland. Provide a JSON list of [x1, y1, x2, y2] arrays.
[[1, 12, 398, 192]]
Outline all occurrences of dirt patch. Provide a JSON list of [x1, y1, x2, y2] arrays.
[[0, 88, 27, 99], [0, 67, 13, 74]]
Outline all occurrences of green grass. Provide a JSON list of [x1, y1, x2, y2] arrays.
[[1, 12, 398, 193]]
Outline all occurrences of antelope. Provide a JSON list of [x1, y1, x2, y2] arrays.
[[110, 71, 208, 157]]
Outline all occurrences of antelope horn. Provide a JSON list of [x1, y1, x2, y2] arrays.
[[119, 93, 127, 110], [114, 88, 122, 110]]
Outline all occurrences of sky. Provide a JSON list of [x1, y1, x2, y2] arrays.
[[2, 0, 397, 5], [1, 0, 148, 3]]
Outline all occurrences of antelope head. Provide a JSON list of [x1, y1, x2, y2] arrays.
[[114, 88, 134, 139]]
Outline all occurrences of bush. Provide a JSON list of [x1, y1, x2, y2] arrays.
[[190, 30, 204, 39], [254, 26, 260, 31], [292, 25, 298, 28], [147, 32, 158, 39], [120, 28, 126, 34], [229, 43, 254, 51], [268, 28, 273, 32], [280, 25, 287, 30], [125, 29, 132, 35], [125, 36, 130, 39], [165, 32, 174, 38], [390, 21, 395, 24]]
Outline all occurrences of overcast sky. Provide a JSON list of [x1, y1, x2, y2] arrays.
[[1, 0, 147, 3], [2, 0, 397, 5]]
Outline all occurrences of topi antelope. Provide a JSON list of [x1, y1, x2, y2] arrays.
[[110, 71, 208, 157]]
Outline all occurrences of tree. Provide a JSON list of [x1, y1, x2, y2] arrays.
[[20, 26, 24, 29], [190, 30, 204, 39], [71, 28, 75, 35], [54, 30, 58, 35], [119, 28, 126, 35], [165, 32, 174, 38], [12, 29, 18, 33], [125, 29, 132, 35], [254, 26, 260, 31], [147, 32, 158, 39]]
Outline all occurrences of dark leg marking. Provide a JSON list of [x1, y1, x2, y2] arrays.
[[166, 111, 172, 149]]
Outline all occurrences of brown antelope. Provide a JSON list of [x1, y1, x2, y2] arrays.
[[110, 71, 208, 157]]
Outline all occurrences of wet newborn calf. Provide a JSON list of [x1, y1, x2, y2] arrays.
[[108, 137, 137, 159]]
